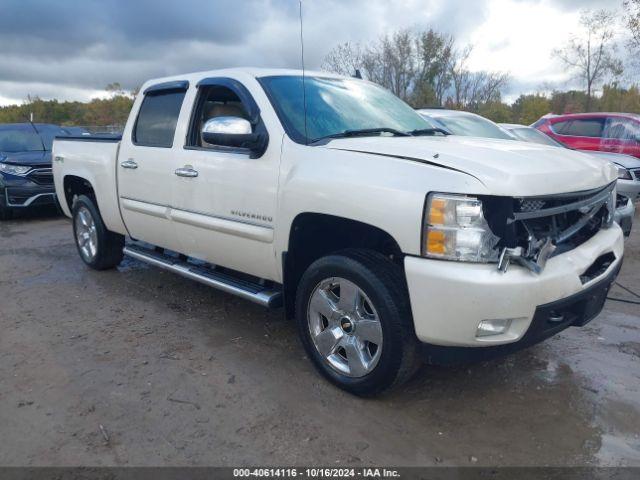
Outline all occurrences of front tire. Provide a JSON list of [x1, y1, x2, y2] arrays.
[[295, 249, 420, 396], [72, 195, 124, 270]]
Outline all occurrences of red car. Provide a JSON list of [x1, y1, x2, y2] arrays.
[[533, 113, 640, 159]]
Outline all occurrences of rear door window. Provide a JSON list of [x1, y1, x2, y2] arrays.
[[552, 119, 604, 138], [604, 118, 640, 140], [133, 90, 186, 147]]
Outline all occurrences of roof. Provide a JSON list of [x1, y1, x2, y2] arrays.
[[140, 67, 348, 90], [416, 108, 479, 118], [545, 112, 640, 120]]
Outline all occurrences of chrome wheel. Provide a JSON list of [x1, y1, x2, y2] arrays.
[[75, 205, 98, 262], [307, 277, 383, 378]]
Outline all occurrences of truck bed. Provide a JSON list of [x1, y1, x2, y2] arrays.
[[52, 135, 127, 236]]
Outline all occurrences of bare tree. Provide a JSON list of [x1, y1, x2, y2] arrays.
[[322, 30, 416, 101], [447, 47, 510, 110], [449, 46, 473, 108], [364, 29, 416, 101], [105, 82, 125, 96], [321, 28, 509, 108], [321, 42, 365, 77], [553, 9, 623, 110], [625, 0, 640, 47]]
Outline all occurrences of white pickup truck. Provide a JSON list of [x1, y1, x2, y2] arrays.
[[53, 68, 624, 395]]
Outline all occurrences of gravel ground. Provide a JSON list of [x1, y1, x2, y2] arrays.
[[0, 208, 639, 467]]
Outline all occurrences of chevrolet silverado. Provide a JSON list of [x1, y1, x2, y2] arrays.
[[53, 69, 624, 395]]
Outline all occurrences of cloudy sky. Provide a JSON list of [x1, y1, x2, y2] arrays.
[[0, 0, 625, 106]]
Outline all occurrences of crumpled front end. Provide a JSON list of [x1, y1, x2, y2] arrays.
[[406, 181, 623, 348], [494, 181, 617, 274]]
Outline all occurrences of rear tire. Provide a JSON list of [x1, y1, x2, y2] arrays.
[[295, 249, 421, 396], [72, 195, 124, 270]]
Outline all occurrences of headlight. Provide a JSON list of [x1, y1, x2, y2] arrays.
[[615, 164, 632, 180], [423, 193, 501, 262], [0, 163, 31, 176]]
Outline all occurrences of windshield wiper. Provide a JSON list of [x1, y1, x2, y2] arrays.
[[410, 127, 451, 136], [310, 127, 410, 144]]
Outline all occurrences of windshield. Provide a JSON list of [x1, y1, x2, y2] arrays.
[[259, 75, 433, 143], [509, 127, 565, 147], [426, 113, 514, 140], [0, 125, 45, 152], [36, 125, 70, 150], [0, 124, 68, 152]]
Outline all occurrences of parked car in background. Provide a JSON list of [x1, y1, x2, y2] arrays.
[[53, 68, 622, 395], [62, 126, 92, 137], [502, 123, 640, 236], [417, 109, 516, 140], [533, 113, 640, 159], [498, 123, 565, 147], [0, 123, 74, 220]]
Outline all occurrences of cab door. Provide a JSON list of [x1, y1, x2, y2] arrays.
[[170, 78, 280, 281], [117, 81, 189, 252]]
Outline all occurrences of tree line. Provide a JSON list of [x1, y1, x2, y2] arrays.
[[322, 29, 510, 111], [0, 85, 134, 128]]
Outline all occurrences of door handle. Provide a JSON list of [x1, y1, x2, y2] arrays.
[[175, 167, 199, 178], [54, 155, 64, 163], [120, 159, 138, 169]]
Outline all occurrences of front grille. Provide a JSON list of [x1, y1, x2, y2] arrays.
[[27, 168, 54, 185], [512, 183, 615, 256], [518, 199, 546, 212], [632, 168, 640, 181]]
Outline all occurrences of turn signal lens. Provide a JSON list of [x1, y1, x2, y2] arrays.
[[426, 230, 446, 254], [428, 198, 447, 225]]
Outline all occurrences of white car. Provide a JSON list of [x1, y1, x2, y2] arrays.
[[417, 108, 516, 140], [53, 69, 623, 395]]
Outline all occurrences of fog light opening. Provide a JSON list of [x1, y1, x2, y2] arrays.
[[476, 318, 513, 338]]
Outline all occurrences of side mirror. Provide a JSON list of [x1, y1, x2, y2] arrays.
[[201, 117, 267, 156]]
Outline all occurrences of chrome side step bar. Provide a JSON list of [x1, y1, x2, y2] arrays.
[[123, 244, 283, 308]]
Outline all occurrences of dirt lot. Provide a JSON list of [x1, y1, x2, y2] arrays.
[[0, 209, 639, 467]]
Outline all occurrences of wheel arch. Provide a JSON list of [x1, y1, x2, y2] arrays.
[[281, 212, 404, 319], [62, 175, 96, 213]]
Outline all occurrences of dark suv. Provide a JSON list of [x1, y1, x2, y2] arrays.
[[0, 123, 74, 220], [533, 113, 640, 159]]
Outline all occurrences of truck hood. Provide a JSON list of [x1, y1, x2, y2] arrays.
[[324, 136, 617, 196], [0, 150, 51, 167]]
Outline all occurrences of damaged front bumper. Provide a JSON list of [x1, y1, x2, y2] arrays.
[[494, 182, 617, 274], [405, 223, 623, 348], [419, 258, 622, 365]]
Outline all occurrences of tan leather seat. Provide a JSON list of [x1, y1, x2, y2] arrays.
[[203, 102, 248, 122]]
